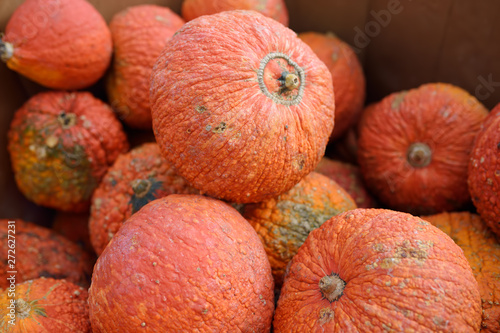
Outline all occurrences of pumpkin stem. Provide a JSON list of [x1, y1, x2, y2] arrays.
[[0, 35, 14, 62], [407, 142, 432, 168], [57, 112, 77, 129], [319, 273, 345, 302], [132, 179, 152, 198], [15, 299, 31, 319], [284, 73, 300, 90]]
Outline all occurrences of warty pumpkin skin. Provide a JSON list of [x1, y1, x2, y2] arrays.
[[299, 32, 366, 141], [89, 142, 200, 255], [150, 10, 335, 203], [0, 0, 112, 90], [243, 171, 356, 287], [273, 208, 482, 332], [421, 212, 500, 333], [0, 277, 90, 332], [0, 219, 93, 289], [181, 0, 289, 26], [468, 103, 500, 237], [7, 91, 129, 212], [357, 83, 488, 215], [107, 5, 185, 129], [88, 194, 275, 332]]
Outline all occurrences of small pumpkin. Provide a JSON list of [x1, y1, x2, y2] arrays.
[[150, 10, 335, 203], [0, 277, 90, 332], [52, 211, 94, 254], [107, 5, 185, 129], [7, 91, 129, 212], [357, 83, 488, 215], [274, 208, 482, 332], [421, 212, 500, 333], [299, 32, 366, 141], [0, 0, 112, 90], [0, 219, 93, 289], [315, 156, 377, 208], [89, 142, 199, 255], [181, 0, 289, 26], [243, 171, 356, 286], [468, 102, 500, 237], [88, 194, 274, 332]]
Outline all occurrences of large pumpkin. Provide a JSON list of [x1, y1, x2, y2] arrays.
[[150, 10, 335, 203], [89, 194, 274, 332], [357, 83, 488, 215], [274, 208, 482, 332], [0, 0, 112, 90]]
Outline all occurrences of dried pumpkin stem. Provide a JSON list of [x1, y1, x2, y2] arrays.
[[132, 179, 152, 198], [57, 112, 77, 129], [319, 273, 346, 302], [15, 299, 31, 319], [0, 36, 14, 62], [407, 142, 432, 168], [284, 73, 300, 90]]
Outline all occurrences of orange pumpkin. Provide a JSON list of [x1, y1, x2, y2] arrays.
[[299, 32, 366, 141], [243, 171, 356, 286], [0, 277, 90, 332], [0, 219, 93, 289], [7, 91, 129, 212], [468, 102, 500, 237], [274, 208, 482, 332], [150, 10, 335, 203], [357, 83, 488, 215], [0, 0, 112, 90], [421, 212, 500, 333], [181, 0, 289, 26], [89, 194, 274, 332], [107, 5, 185, 129], [89, 142, 199, 255]]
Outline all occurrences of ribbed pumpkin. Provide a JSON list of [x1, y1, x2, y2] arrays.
[[89, 194, 274, 332], [0, 277, 90, 332], [0, 219, 93, 289], [299, 32, 365, 141], [357, 83, 488, 215], [107, 5, 185, 129], [468, 102, 500, 237], [421, 212, 500, 333], [243, 171, 356, 286], [181, 0, 289, 26], [315, 157, 377, 208], [89, 142, 199, 255], [0, 0, 112, 90], [52, 211, 94, 254], [150, 10, 335, 203], [7, 91, 129, 212], [274, 209, 482, 332]]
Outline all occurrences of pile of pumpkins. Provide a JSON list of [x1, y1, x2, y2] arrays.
[[0, 0, 499, 332]]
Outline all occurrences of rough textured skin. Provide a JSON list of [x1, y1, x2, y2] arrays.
[[274, 208, 482, 333], [88, 194, 275, 332], [107, 5, 185, 129], [243, 171, 356, 287], [468, 103, 500, 237], [421, 212, 500, 333], [0, 219, 93, 289], [89, 143, 200, 255], [181, 0, 289, 26], [357, 83, 488, 215], [299, 32, 365, 141], [1, 0, 112, 90], [7, 91, 129, 212], [52, 211, 94, 254], [0, 277, 90, 332], [150, 10, 335, 203], [315, 157, 377, 208]]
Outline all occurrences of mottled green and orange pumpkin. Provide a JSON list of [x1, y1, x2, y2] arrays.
[[89, 194, 274, 332], [274, 209, 482, 332], [150, 10, 335, 203], [422, 212, 500, 333], [0, 0, 112, 90], [0, 219, 93, 289], [89, 142, 199, 255], [357, 83, 488, 215], [7, 91, 129, 212], [0, 277, 90, 332], [107, 5, 185, 129], [243, 171, 356, 286]]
